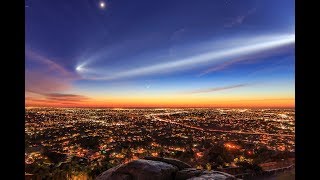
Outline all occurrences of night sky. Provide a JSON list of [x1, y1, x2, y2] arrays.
[[25, 0, 295, 107]]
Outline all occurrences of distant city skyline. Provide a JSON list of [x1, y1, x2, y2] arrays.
[[25, 0, 295, 108]]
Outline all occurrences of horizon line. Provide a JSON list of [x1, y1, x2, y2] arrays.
[[25, 105, 295, 109]]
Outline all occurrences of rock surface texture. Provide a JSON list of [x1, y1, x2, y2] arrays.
[[96, 157, 238, 180]]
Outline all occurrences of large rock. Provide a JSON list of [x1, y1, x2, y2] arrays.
[[188, 170, 237, 180], [96, 159, 178, 180], [143, 156, 192, 170], [176, 168, 203, 180], [187, 173, 231, 180], [96, 158, 238, 180]]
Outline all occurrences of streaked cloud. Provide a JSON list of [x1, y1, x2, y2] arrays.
[[170, 28, 186, 41], [25, 50, 89, 106], [25, 92, 90, 107], [25, 74, 90, 105], [198, 45, 293, 76], [25, 97, 88, 107], [26, 49, 77, 78], [224, 8, 257, 28], [44, 93, 90, 101], [26, 71, 72, 93], [25, 49, 86, 93], [198, 58, 244, 76], [183, 84, 249, 94], [76, 34, 294, 80]]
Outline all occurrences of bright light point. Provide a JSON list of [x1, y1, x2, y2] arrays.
[[100, 2, 106, 9], [76, 66, 82, 72]]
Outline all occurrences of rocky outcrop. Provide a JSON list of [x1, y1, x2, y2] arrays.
[[175, 168, 202, 180], [96, 158, 238, 180], [143, 157, 192, 170], [188, 170, 237, 180], [96, 159, 178, 180], [188, 173, 234, 180]]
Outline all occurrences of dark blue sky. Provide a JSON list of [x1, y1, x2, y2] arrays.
[[25, 0, 295, 107]]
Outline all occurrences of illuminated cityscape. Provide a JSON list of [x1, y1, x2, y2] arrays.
[[25, 107, 295, 179], [25, 0, 295, 179]]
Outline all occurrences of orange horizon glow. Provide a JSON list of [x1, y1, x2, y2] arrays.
[[25, 97, 294, 108]]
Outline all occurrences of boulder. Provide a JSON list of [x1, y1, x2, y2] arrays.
[[176, 168, 203, 180], [187, 170, 237, 180], [96, 159, 178, 180], [187, 174, 229, 180], [96, 158, 238, 180], [143, 156, 192, 170]]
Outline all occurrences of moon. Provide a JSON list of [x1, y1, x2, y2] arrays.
[[100, 1, 106, 9]]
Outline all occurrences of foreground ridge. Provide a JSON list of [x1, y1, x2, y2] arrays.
[[96, 157, 238, 180]]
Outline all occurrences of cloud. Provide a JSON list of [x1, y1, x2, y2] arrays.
[[76, 33, 294, 80], [25, 49, 77, 78], [224, 8, 257, 28], [225, 15, 246, 28], [198, 58, 243, 76], [25, 92, 90, 107], [26, 71, 72, 93], [183, 84, 249, 94], [25, 50, 90, 106], [44, 93, 90, 102], [198, 44, 294, 76], [25, 98, 83, 107], [170, 28, 186, 41], [25, 49, 83, 99], [25, 49, 84, 94], [26, 78, 90, 105]]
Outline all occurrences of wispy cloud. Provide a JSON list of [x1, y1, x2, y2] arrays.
[[224, 8, 257, 28], [26, 71, 72, 93], [183, 84, 249, 94], [170, 28, 186, 41], [25, 49, 76, 78], [198, 42, 294, 76], [25, 49, 82, 94], [25, 97, 88, 107], [198, 58, 244, 76], [45, 93, 89, 101], [25, 92, 90, 106], [25, 50, 89, 106], [76, 34, 294, 80]]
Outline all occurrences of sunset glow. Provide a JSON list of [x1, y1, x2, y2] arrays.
[[25, 0, 294, 108]]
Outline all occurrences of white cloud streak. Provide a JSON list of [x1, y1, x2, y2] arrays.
[[76, 34, 294, 80]]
